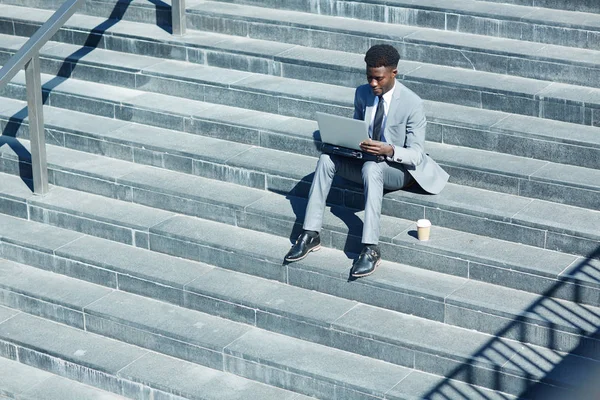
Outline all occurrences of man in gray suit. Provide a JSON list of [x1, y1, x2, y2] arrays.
[[285, 44, 449, 277]]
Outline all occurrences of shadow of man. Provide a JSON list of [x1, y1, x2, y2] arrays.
[[283, 126, 427, 281]]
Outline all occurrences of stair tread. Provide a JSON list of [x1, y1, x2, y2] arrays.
[[2, 96, 599, 202], [0, 308, 308, 400], [0, 212, 596, 392], [0, 258, 112, 310], [2, 36, 599, 141], [8, 0, 600, 33], [1, 181, 597, 332], [203, 0, 600, 31], [0, 307, 408, 398], [0, 145, 594, 282], [4, 130, 598, 244], [3, 38, 600, 150], [1, 209, 598, 393], [0, 258, 579, 396], [185, 0, 600, 66], [29, 33, 600, 102], [2, 80, 600, 210], [2, 1, 599, 399], [475, 0, 600, 14], [2, 7, 600, 97]]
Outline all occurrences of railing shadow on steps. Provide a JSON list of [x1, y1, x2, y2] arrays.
[[420, 245, 600, 399], [274, 121, 600, 398], [284, 183, 600, 397], [0, 0, 186, 195], [0, 112, 34, 192], [279, 147, 600, 397]]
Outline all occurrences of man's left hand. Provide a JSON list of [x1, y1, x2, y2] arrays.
[[360, 139, 394, 157]]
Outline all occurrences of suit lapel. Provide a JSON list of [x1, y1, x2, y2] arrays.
[[363, 90, 376, 127], [387, 82, 403, 126]]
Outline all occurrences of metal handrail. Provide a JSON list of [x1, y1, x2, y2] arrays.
[[173, 0, 186, 36], [0, 0, 84, 195], [0, 0, 84, 89], [0, 0, 186, 195]]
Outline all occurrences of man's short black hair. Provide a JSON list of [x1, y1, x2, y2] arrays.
[[364, 44, 400, 69]]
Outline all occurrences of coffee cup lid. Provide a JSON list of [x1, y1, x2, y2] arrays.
[[417, 219, 431, 228]]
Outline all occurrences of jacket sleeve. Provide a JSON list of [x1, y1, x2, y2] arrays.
[[387, 100, 426, 167]]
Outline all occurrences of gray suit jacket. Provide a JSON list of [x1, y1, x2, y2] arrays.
[[353, 82, 449, 194]]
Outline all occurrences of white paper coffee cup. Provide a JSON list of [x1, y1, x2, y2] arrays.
[[417, 219, 431, 241]]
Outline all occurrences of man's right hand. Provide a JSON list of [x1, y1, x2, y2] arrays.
[[360, 139, 394, 157]]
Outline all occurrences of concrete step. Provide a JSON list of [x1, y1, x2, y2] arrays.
[[2, 5, 600, 124], [1, 49, 599, 170], [181, 1, 600, 87], [1, 169, 598, 314], [14, 1, 599, 86], [0, 306, 520, 400], [0, 356, 130, 400], [4, 0, 600, 45], [1, 1, 596, 398], [0, 307, 312, 400], [2, 97, 598, 211], [1, 109, 599, 259], [185, 0, 600, 50], [0, 221, 595, 397], [1, 225, 599, 363], [475, 0, 600, 15]]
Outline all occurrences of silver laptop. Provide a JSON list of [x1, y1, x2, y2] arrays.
[[316, 112, 383, 161], [316, 112, 369, 151]]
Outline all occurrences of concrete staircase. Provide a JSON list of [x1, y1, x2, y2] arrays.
[[0, 0, 599, 398]]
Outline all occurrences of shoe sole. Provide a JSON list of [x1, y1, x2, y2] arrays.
[[284, 244, 321, 262], [351, 258, 381, 278]]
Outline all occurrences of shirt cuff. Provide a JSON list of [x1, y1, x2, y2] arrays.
[[386, 144, 401, 163]]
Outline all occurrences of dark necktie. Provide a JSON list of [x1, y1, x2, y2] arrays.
[[372, 95, 384, 142]]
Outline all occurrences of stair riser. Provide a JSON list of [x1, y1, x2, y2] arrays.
[[1, 183, 599, 315], [185, 12, 600, 89], [3, 20, 600, 127], [194, 0, 600, 51], [477, 0, 600, 14], [4, 0, 600, 51], [0, 345, 151, 399], [1, 145, 597, 261], [3, 115, 598, 213], [0, 2, 596, 399], [0, 243, 584, 397], [0, 288, 86, 329], [435, 124, 600, 170], [0, 20, 189, 64], [0, 188, 28, 220], [2, 77, 599, 183], [93, 325, 379, 400]]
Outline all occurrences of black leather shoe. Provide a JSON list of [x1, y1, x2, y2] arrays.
[[284, 232, 321, 262], [350, 245, 381, 277]]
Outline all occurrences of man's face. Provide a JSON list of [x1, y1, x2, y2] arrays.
[[366, 66, 397, 97]]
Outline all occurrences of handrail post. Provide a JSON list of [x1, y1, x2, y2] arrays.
[[172, 0, 186, 36], [25, 54, 49, 195]]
